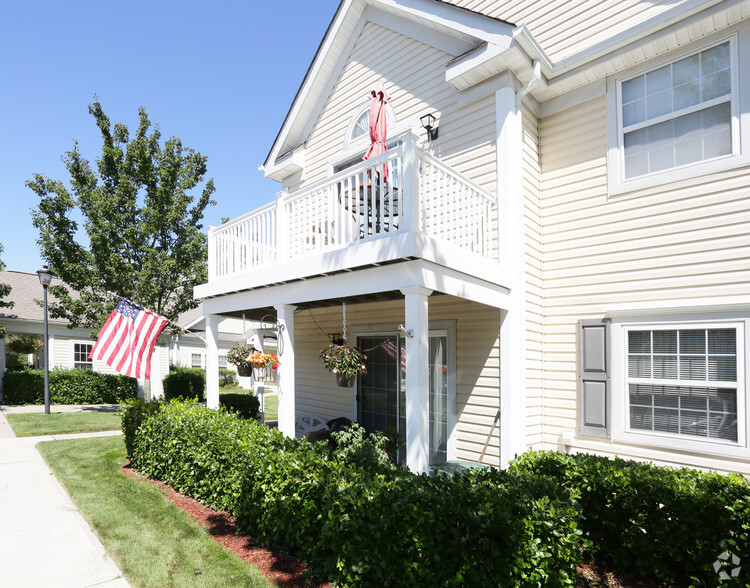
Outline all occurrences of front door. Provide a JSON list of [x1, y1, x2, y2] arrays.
[[357, 331, 450, 464]]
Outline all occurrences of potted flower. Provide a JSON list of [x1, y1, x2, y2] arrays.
[[320, 343, 367, 387], [248, 350, 280, 382], [227, 345, 257, 377]]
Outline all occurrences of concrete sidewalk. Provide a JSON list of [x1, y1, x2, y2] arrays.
[[0, 405, 129, 587]]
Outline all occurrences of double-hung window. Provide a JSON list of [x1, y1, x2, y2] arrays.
[[624, 324, 743, 447], [609, 35, 747, 193], [74, 342, 94, 370]]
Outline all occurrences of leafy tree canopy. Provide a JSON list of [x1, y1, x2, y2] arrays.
[[0, 243, 14, 338], [28, 101, 215, 332]]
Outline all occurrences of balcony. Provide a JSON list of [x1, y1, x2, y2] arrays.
[[201, 132, 499, 298]]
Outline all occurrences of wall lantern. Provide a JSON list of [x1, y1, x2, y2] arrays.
[[420, 113, 439, 141]]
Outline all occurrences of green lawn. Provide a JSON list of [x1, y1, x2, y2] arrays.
[[38, 436, 272, 588], [263, 393, 278, 421], [224, 389, 277, 421], [6, 411, 122, 437]]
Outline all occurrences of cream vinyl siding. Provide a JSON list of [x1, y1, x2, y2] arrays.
[[539, 93, 750, 473], [292, 295, 502, 466], [449, 0, 690, 61], [289, 21, 497, 198], [522, 100, 544, 450]]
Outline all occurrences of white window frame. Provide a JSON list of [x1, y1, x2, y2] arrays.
[[611, 314, 749, 458], [607, 29, 750, 195], [72, 341, 94, 371], [190, 353, 203, 369], [218, 354, 227, 370]]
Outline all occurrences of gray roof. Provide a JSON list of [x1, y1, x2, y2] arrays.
[[0, 270, 67, 323], [0, 269, 205, 329]]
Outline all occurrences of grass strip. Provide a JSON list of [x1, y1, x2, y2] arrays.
[[6, 411, 122, 437], [38, 436, 272, 588]]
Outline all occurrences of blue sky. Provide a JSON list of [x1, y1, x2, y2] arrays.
[[0, 0, 339, 273]]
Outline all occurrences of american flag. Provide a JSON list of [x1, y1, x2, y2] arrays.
[[89, 298, 168, 380], [379, 338, 406, 374]]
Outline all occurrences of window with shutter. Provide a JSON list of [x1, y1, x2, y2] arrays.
[[625, 326, 739, 442]]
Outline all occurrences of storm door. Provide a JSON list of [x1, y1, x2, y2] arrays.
[[357, 331, 450, 465]]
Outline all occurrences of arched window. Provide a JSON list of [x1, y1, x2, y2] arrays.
[[344, 100, 395, 150]]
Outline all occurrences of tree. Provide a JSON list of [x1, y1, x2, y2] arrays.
[[28, 101, 215, 331], [0, 243, 13, 338]]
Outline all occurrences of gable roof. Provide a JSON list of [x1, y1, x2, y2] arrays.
[[0, 270, 68, 324], [261, 0, 516, 177]]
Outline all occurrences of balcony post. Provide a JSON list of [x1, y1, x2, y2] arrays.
[[207, 225, 216, 281], [400, 131, 420, 233], [276, 191, 289, 262]]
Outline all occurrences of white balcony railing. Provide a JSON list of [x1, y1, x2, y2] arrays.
[[208, 132, 496, 281]]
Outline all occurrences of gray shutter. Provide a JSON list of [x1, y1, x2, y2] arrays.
[[577, 318, 610, 438]]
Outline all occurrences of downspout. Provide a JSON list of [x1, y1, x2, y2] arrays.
[[516, 59, 541, 107], [514, 59, 542, 449]]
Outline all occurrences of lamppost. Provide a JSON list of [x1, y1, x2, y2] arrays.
[[36, 265, 54, 415]]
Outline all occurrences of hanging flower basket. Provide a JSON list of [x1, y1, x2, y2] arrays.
[[320, 343, 367, 386], [336, 372, 356, 388], [254, 366, 276, 382], [237, 364, 253, 377]]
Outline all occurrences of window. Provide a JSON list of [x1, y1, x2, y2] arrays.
[[218, 355, 227, 370], [625, 325, 741, 444], [74, 342, 93, 370], [608, 35, 748, 193], [191, 353, 202, 369]]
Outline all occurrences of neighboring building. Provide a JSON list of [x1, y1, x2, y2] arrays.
[[0, 270, 256, 399], [195, 0, 750, 475]]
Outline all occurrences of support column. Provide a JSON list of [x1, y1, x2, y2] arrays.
[[496, 82, 527, 467], [205, 313, 220, 409], [275, 304, 296, 438], [402, 286, 432, 475]]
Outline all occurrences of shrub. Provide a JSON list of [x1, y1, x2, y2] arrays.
[[2, 369, 137, 405], [125, 401, 583, 586], [219, 369, 238, 389], [219, 392, 260, 420], [120, 399, 163, 460], [510, 451, 750, 585], [162, 368, 205, 402]]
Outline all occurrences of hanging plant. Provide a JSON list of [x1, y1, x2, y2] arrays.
[[227, 345, 257, 376], [320, 343, 367, 386], [7, 334, 44, 355]]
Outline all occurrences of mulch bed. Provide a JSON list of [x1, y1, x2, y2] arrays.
[[121, 462, 332, 588]]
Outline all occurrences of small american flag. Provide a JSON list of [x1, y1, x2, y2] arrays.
[[89, 298, 167, 380]]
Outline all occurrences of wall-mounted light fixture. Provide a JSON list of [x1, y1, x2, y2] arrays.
[[419, 113, 439, 141]]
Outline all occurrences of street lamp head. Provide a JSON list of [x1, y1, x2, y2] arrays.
[[37, 265, 54, 288]]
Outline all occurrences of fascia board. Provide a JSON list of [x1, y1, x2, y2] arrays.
[[201, 259, 510, 317]]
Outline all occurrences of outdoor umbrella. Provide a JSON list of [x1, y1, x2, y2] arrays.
[[362, 82, 390, 183]]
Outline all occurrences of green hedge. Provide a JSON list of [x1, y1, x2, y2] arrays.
[[510, 451, 750, 585], [124, 401, 582, 586], [219, 392, 260, 420], [162, 368, 205, 402], [2, 369, 137, 405]]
